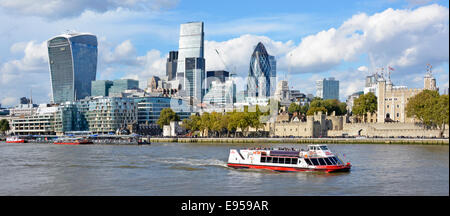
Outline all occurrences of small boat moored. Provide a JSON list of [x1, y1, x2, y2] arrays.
[[54, 137, 93, 145], [227, 144, 351, 173], [6, 136, 26, 143]]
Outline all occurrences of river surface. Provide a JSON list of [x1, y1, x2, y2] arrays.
[[0, 142, 448, 196]]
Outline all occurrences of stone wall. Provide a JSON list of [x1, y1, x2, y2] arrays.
[[327, 122, 449, 138], [270, 112, 449, 138]]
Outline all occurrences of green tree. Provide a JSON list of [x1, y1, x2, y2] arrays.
[[406, 90, 448, 136], [157, 108, 180, 128], [352, 92, 377, 122], [0, 119, 10, 135], [288, 103, 300, 114], [434, 94, 449, 133], [306, 107, 328, 116], [308, 98, 347, 115]]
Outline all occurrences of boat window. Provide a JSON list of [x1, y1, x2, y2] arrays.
[[285, 158, 291, 164], [329, 157, 337, 164], [266, 157, 272, 163], [273, 157, 279, 163], [324, 157, 333, 165], [304, 159, 312, 165], [279, 158, 285, 164], [291, 158, 298, 164], [318, 158, 326, 165], [310, 158, 319, 165], [260, 157, 266, 163], [320, 146, 328, 150]]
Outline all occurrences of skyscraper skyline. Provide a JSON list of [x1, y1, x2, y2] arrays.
[[175, 22, 205, 104], [47, 32, 98, 104], [246, 42, 276, 99], [166, 51, 178, 81]]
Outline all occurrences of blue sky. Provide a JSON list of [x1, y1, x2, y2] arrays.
[[0, 0, 448, 106]]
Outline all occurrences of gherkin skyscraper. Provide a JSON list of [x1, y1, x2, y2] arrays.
[[47, 32, 98, 104], [246, 42, 276, 99]]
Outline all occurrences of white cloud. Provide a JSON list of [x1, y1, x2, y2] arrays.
[[102, 40, 138, 65], [0, 40, 50, 106], [0, 0, 179, 19], [205, 34, 295, 77], [0, 97, 17, 107], [286, 4, 449, 75]]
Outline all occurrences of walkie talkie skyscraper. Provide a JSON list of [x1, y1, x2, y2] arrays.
[[48, 32, 98, 104]]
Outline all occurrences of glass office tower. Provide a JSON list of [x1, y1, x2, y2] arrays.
[[316, 77, 339, 100], [246, 42, 276, 99], [176, 22, 205, 103], [91, 80, 114, 97], [48, 33, 98, 104]]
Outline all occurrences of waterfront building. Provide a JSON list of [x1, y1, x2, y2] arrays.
[[166, 51, 178, 81], [246, 42, 276, 99], [48, 32, 98, 104], [316, 77, 339, 100], [376, 66, 438, 123], [9, 103, 79, 135], [91, 80, 114, 97], [203, 80, 236, 111], [109, 79, 139, 96], [0, 107, 10, 116], [176, 22, 205, 104], [77, 97, 137, 134], [9, 104, 38, 116], [132, 97, 192, 125]]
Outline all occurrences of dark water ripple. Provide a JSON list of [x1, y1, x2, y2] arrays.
[[0, 142, 448, 196]]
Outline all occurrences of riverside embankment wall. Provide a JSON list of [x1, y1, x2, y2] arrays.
[[149, 137, 449, 145]]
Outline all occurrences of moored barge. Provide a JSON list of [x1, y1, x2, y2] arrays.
[[6, 136, 26, 143], [54, 137, 93, 145], [227, 144, 351, 173]]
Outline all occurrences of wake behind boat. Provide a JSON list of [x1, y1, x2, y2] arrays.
[[227, 144, 351, 173]]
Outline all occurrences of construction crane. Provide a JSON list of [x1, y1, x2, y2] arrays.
[[215, 49, 236, 77]]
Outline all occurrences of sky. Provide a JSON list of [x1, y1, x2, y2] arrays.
[[0, 0, 448, 107]]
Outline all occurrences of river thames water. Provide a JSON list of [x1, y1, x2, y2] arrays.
[[0, 142, 448, 196]]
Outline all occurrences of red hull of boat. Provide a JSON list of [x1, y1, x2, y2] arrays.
[[5, 140, 25, 143], [227, 163, 351, 173], [54, 142, 93, 145]]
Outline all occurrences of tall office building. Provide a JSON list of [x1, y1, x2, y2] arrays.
[[316, 77, 339, 100], [206, 70, 230, 91], [48, 32, 98, 103], [166, 51, 178, 81], [92, 79, 139, 97], [176, 22, 205, 104], [246, 42, 276, 99], [91, 80, 113, 97], [109, 79, 139, 96]]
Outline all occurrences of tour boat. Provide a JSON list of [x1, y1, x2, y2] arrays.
[[6, 136, 26, 143], [227, 144, 351, 173], [54, 137, 93, 145]]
